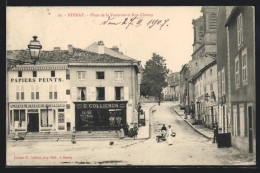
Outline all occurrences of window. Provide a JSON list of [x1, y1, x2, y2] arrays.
[[239, 104, 245, 137], [14, 110, 25, 128], [218, 71, 221, 96], [242, 48, 247, 83], [18, 71, 22, 77], [33, 71, 37, 77], [31, 86, 35, 100], [96, 87, 105, 100], [51, 71, 55, 77], [221, 68, 225, 94], [49, 85, 57, 99], [77, 71, 86, 80], [21, 86, 24, 100], [115, 87, 124, 100], [36, 86, 39, 100], [66, 89, 70, 95], [66, 69, 70, 80], [16, 86, 24, 100], [96, 72, 105, 79], [210, 69, 212, 75], [235, 56, 240, 87], [115, 71, 123, 80], [77, 87, 86, 101], [237, 14, 243, 47]]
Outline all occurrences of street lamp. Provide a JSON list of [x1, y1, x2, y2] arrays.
[[28, 36, 42, 65]]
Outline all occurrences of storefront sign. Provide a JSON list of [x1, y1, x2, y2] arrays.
[[75, 102, 126, 109], [10, 78, 63, 83], [10, 103, 66, 108]]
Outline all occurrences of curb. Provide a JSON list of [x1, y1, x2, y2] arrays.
[[172, 106, 212, 140]]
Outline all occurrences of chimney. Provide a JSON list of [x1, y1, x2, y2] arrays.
[[68, 44, 73, 55], [54, 47, 61, 51], [97, 41, 104, 54], [111, 46, 119, 52]]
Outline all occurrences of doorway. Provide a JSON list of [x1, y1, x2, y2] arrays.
[[28, 113, 39, 132], [248, 105, 253, 153]]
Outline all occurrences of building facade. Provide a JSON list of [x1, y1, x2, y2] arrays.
[[224, 6, 256, 154], [163, 72, 180, 101], [7, 41, 141, 133], [7, 63, 71, 133], [192, 60, 218, 128]]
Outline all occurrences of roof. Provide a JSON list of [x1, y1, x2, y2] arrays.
[[6, 48, 136, 69], [85, 42, 138, 62], [191, 59, 217, 81]]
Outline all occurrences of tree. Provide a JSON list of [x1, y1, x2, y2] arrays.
[[140, 53, 169, 100]]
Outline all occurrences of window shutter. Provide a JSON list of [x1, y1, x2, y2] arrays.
[[239, 105, 245, 137], [105, 87, 110, 101], [124, 86, 129, 100], [110, 87, 115, 101], [90, 87, 96, 101], [71, 87, 76, 101], [86, 87, 91, 101]]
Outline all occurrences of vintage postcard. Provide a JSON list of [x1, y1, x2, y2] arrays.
[[6, 6, 256, 166]]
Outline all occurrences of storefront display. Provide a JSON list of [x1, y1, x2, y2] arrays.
[[75, 102, 127, 131]]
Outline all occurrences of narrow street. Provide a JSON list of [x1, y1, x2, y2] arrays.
[[6, 102, 255, 166]]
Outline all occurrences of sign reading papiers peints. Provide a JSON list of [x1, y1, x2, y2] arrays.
[[10, 78, 63, 82]]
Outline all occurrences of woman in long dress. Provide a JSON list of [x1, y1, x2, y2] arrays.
[[167, 125, 173, 145]]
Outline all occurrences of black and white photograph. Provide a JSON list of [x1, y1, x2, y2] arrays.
[[6, 6, 256, 166]]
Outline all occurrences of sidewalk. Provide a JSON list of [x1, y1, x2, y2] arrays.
[[172, 105, 213, 140]]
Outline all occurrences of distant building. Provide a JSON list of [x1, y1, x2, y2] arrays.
[[163, 72, 180, 101]]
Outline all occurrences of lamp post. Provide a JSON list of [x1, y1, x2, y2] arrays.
[[28, 36, 42, 64]]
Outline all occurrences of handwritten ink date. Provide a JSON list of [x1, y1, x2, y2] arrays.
[[101, 16, 170, 30]]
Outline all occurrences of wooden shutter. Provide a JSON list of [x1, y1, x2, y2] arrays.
[[90, 87, 96, 101], [71, 87, 76, 101], [124, 86, 129, 100], [87, 87, 91, 101]]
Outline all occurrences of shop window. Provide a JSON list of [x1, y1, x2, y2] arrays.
[[66, 69, 70, 80], [115, 71, 123, 80], [51, 71, 55, 77], [77, 71, 86, 80], [96, 87, 105, 100], [66, 89, 70, 95], [115, 87, 124, 100], [96, 72, 105, 79], [41, 109, 53, 127], [18, 71, 22, 77], [14, 110, 25, 128], [77, 87, 86, 101], [33, 71, 37, 77]]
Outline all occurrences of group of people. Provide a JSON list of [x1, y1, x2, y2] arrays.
[[119, 123, 138, 140], [160, 124, 175, 145]]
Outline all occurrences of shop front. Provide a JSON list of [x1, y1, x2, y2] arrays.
[[9, 102, 67, 132], [75, 101, 127, 131]]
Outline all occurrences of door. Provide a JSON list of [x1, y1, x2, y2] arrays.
[[248, 106, 253, 153], [28, 113, 39, 132]]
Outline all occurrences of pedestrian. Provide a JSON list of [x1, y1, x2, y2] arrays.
[[14, 129, 19, 141], [124, 123, 129, 136], [119, 124, 125, 139], [167, 125, 174, 145], [161, 124, 167, 139], [133, 123, 138, 140], [71, 127, 77, 144], [213, 122, 218, 143]]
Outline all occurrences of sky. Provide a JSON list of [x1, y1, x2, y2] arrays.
[[7, 6, 202, 72]]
